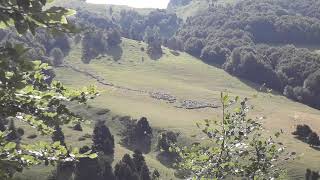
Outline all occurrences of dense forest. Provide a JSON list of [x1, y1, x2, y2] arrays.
[[173, 0, 320, 109]]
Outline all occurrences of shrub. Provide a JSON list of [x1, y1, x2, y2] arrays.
[[73, 123, 83, 131], [308, 132, 320, 146], [292, 124, 313, 138]]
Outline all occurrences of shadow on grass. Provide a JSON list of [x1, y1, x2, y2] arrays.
[[293, 136, 320, 151], [156, 152, 180, 168]]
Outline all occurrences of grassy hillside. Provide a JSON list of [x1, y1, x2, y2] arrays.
[[44, 38, 320, 179]]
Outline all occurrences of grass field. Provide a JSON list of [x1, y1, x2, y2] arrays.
[[14, 38, 320, 179]]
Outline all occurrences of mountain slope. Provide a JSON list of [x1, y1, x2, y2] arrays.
[[52, 38, 320, 179]]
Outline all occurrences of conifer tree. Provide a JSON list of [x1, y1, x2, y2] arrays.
[[114, 154, 138, 180], [133, 150, 146, 172], [74, 146, 103, 180], [140, 164, 151, 180], [92, 120, 115, 155], [103, 162, 115, 180], [6, 120, 19, 142]]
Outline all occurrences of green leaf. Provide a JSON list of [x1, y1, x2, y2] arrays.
[[65, 9, 77, 16], [88, 153, 98, 159], [4, 142, 16, 151]]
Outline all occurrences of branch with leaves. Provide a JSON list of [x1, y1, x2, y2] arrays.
[[0, 0, 99, 178], [172, 93, 286, 180]]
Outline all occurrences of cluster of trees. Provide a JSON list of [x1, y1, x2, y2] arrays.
[[0, 28, 70, 67], [114, 151, 158, 180], [119, 9, 182, 42], [172, 0, 320, 109], [156, 131, 181, 168], [121, 117, 153, 153], [306, 169, 320, 180], [223, 45, 320, 109], [292, 124, 320, 147], [49, 120, 157, 180], [144, 26, 163, 59], [74, 10, 122, 63], [118, 9, 182, 59]]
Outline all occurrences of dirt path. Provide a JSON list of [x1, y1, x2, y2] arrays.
[[63, 63, 219, 109]]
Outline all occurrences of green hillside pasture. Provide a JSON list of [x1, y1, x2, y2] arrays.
[[15, 38, 320, 179], [56, 38, 320, 179]]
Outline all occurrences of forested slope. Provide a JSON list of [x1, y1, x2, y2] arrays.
[[173, 0, 320, 109]]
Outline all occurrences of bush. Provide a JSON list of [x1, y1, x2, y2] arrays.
[[73, 123, 83, 131], [292, 124, 312, 138], [308, 132, 320, 147], [157, 131, 179, 153]]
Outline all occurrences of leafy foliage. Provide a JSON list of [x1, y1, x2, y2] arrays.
[[172, 93, 286, 179], [0, 0, 76, 35], [0, 0, 98, 178]]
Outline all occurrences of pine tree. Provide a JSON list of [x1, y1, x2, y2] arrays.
[[52, 125, 66, 146], [102, 162, 115, 180], [55, 161, 75, 180], [121, 154, 136, 172], [50, 48, 64, 66], [135, 117, 152, 138], [132, 150, 151, 180], [92, 120, 115, 155], [114, 154, 138, 180], [140, 164, 151, 180], [132, 150, 145, 172], [73, 123, 83, 131], [135, 117, 153, 153], [74, 146, 103, 180], [6, 120, 19, 142]]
